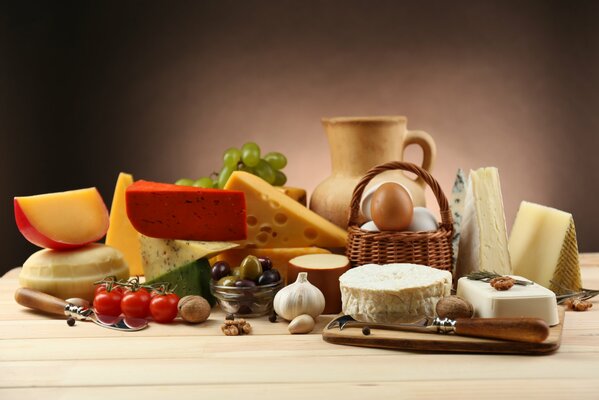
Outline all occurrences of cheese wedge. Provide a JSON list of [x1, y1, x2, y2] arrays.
[[449, 169, 467, 271], [106, 172, 143, 276], [140, 235, 238, 281], [224, 172, 347, 248], [509, 201, 582, 294], [455, 167, 511, 279], [213, 247, 331, 283]]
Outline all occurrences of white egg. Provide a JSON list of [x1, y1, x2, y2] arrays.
[[407, 207, 438, 232], [360, 180, 413, 220], [360, 221, 380, 232]]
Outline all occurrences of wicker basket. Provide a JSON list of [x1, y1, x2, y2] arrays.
[[345, 161, 454, 271]]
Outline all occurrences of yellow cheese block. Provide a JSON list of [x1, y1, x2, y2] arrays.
[[509, 201, 582, 294], [276, 186, 307, 206], [106, 172, 143, 276], [214, 247, 331, 283], [19, 244, 129, 302], [224, 171, 347, 248]]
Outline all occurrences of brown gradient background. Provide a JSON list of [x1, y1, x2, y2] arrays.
[[1, 1, 598, 275]]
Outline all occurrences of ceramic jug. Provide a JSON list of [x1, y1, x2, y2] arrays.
[[309, 116, 436, 228]]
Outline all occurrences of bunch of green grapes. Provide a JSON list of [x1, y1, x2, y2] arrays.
[[175, 142, 288, 189]]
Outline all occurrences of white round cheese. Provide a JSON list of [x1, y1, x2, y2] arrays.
[[339, 264, 452, 323], [19, 244, 129, 302]]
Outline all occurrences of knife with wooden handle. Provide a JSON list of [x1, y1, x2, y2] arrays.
[[15, 287, 148, 331], [327, 315, 550, 343]]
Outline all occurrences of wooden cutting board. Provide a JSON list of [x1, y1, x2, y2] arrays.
[[322, 307, 565, 355]]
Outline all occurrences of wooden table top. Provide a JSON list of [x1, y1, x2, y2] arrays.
[[1, 255, 599, 399]]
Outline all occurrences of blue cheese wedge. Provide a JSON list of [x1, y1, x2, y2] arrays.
[[140, 235, 238, 281], [456, 275, 559, 326], [455, 167, 512, 279], [339, 264, 452, 323], [449, 169, 467, 270]]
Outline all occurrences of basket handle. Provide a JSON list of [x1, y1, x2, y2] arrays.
[[348, 161, 453, 228]]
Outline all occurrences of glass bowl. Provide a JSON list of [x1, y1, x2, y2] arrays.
[[210, 280, 283, 318]]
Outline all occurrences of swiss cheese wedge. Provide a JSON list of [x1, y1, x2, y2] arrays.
[[224, 172, 347, 248]]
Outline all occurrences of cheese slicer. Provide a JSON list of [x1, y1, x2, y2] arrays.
[[327, 315, 549, 343], [14, 287, 148, 331]]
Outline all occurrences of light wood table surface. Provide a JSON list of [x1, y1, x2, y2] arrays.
[[1, 255, 599, 400]]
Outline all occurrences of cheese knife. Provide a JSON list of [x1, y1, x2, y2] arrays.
[[327, 315, 549, 343], [15, 287, 148, 331]]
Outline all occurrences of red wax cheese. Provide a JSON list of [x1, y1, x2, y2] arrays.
[[126, 180, 247, 241]]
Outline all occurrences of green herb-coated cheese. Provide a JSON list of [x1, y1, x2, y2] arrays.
[[145, 258, 215, 306]]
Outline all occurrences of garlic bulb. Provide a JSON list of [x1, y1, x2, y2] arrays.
[[273, 272, 325, 321]]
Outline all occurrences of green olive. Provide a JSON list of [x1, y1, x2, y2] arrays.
[[216, 276, 238, 287], [239, 255, 263, 281]]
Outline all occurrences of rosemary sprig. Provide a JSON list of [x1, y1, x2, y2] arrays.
[[466, 271, 533, 286]]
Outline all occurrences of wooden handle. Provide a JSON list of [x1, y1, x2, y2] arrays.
[[404, 130, 437, 186], [455, 317, 550, 343], [14, 287, 69, 316]]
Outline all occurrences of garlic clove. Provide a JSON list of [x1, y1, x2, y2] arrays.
[[288, 314, 315, 334]]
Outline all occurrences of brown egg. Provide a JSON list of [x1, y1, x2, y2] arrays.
[[370, 182, 414, 231]]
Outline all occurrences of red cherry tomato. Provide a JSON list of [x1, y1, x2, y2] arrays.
[[121, 288, 151, 318], [94, 284, 123, 298], [149, 293, 180, 323], [93, 289, 123, 317]]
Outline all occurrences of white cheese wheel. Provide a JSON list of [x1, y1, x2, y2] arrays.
[[19, 244, 129, 302], [339, 264, 452, 323]]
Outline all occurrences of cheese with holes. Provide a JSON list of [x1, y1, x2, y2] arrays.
[[19, 244, 129, 301], [106, 172, 142, 276], [140, 234, 238, 281], [456, 275, 559, 326], [449, 169, 467, 271], [339, 264, 452, 323], [455, 167, 511, 279], [126, 180, 247, 241], [288, 254, 350, 314], [213, 247, 331, 283], [509, 201, 582, 294], [276, 186, 307, 206], [224, 172, 347, 248]]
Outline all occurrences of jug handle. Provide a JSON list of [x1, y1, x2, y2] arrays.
[[403, 130, 437, 186]]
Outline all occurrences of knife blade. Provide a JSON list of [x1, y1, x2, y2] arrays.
[[327, 315, 549, 343], [15, 287, 148, 331]]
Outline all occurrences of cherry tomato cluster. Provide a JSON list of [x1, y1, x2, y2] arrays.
[[93, 277, 179, 324]]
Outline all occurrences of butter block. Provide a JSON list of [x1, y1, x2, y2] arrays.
[[224, 171, 347, 248], [456, 276, 559, 326], [509, 201, 582, 294], [455, 167, 511, 279]]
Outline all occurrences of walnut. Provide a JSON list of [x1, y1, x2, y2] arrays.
[[436, 296, 474, 319], [490, 276, 515, 291], [221, 317, 252, 335], [564, 298, 593, 311]]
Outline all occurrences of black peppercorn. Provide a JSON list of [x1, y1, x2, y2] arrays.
[[362, 326, 371, 336], [67, 317, 76, 327], [268, 312, 277, 323]]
